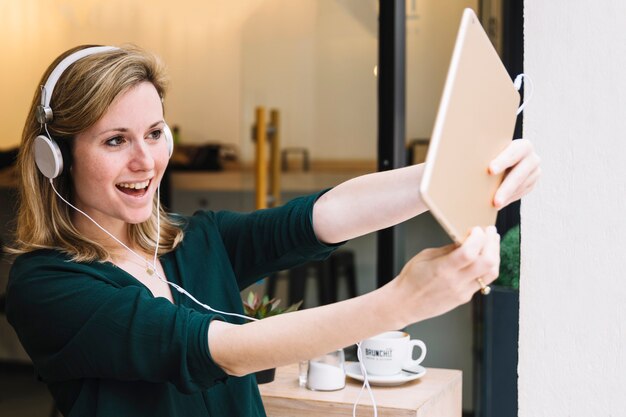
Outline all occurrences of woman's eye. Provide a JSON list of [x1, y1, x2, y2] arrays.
[[148, 129, 162, 140], [105, 136, 125, 147]]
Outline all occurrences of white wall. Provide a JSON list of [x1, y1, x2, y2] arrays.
[[0, 0, 263, 150], [521, 1, 626, 415]]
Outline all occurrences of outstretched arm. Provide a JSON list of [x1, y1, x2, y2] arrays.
[[312, 163, 428, 244], [312, 138, 540, 244], [209, 226, 500, 377]]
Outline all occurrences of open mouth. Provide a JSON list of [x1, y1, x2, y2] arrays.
[[116, 179, 151, 197]]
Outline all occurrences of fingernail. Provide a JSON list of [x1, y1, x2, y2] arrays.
[[487, 225, 497, 234], [489, 163, 499, 174]]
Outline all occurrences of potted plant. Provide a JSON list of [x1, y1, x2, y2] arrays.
[[242, 291, 302, 384]]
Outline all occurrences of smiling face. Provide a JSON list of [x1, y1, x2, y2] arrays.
[[70, 81, 169, 237]]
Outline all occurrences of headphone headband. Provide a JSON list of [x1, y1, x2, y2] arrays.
[[37, 46, 119, 124]]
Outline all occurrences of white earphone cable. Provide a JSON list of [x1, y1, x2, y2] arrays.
[[153, 185, 161, 268], [353, 342, 378, 417], [49, 178, 257, 323], [514, 73, 534, 115], [44, 124, 53, 141]]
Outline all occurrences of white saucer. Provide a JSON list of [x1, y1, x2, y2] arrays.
[[344, 362, 426, 387]]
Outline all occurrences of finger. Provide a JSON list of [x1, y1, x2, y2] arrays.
[[417, 244, 457, 261], [495, 164, 541, 208], [489, 139, 533, 176], [458, 226, 500, 283], [479, 227, 501, 285], [519, 170, 541, 197], [493, 154, 541, 208], [506, 166, 542, 205], [441, 227, 487, 270], [520, 165, 542, 193]]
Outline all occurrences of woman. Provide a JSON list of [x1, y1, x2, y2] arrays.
[[6, 45, 540, 417]]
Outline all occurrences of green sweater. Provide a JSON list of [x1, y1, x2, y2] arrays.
[[6, 192, 339, 417]]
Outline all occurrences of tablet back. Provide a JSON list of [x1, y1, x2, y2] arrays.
[[420, 8, 520, 244]]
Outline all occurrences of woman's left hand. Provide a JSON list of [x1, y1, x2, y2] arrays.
[[489, 138, 541, 209]]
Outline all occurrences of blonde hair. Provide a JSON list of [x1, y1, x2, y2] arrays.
[[10, 45, 184, 262]]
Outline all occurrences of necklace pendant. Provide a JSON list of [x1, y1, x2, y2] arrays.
[[147, 267, 154, 275]]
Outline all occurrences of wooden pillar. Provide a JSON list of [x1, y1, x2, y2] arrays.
[[269, 109, 281, 207], [255, 106, 268, 210]]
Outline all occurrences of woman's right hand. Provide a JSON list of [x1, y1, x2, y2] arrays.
[[389, 226, 501, 325]]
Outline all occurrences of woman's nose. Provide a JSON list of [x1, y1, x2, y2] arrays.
[[128, 140, 155, 171]]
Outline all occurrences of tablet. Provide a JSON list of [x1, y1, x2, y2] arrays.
[[420, 8, 520, 244]]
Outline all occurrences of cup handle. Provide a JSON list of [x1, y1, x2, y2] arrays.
[[404, 339, 427, 368]]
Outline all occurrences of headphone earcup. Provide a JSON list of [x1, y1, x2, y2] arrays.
[[34, 135, 64, 179], [163, 123, 174, 158]]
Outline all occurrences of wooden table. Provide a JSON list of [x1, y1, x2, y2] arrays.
[[259, 363, 462, 417]]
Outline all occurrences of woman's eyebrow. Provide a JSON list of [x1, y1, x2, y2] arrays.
[[95, 121, 164, 137]]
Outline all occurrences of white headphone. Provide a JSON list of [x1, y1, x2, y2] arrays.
[[34, 46, 174, 179]]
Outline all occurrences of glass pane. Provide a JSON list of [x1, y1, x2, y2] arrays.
[[240, 0, 380, 303]]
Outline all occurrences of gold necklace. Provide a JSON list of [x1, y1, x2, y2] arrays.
[[114, 252, 157, 276], [144, 256, 158, 275], [146, 261, 155, 275]]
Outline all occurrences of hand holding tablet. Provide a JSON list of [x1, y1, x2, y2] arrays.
[[420, 8, 524, 244]]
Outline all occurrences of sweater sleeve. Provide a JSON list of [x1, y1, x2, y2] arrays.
[[210, 190, 343, 288], [5, 252, 227, 394]]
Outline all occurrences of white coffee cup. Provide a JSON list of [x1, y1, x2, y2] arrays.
[[361, 331, 427, 376]]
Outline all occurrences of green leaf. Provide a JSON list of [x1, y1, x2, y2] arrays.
[[243, 292, 303, 319], [283, 300, 303, 314], [270, 298, 281, 311], [494, 225, 520, 289]]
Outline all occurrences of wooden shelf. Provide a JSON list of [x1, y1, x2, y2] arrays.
[[171, 170, 371, 193]]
